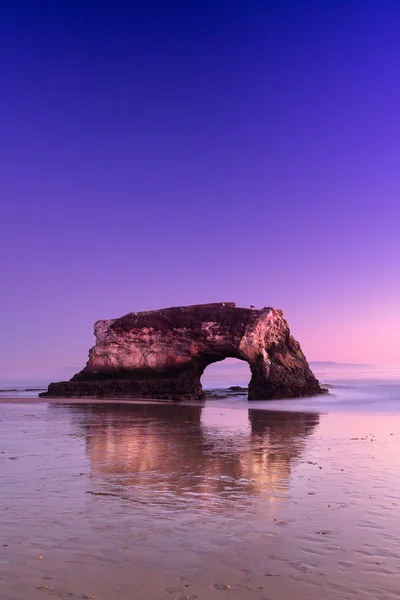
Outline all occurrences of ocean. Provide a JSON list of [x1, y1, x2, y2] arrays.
[[2, 364, 400, 413]]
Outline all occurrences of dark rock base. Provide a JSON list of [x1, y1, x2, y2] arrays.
[[39, 379, 204, 402], [39, 378, 325, 401]]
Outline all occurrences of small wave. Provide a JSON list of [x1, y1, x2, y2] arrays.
[[0, 388, 46, 392], [321, 383, 354, 389]]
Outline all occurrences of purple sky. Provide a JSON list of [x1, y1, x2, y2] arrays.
[[1, 0, 399, 382]]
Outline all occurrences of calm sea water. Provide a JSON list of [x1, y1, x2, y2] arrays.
[[1, 366, 400, 412]]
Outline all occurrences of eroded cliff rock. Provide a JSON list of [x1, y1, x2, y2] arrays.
[[40, 302, 324, 400]]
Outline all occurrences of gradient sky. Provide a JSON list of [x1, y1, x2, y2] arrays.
[[1, 0, 399, 382]]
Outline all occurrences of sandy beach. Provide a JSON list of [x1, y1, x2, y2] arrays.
[[1, 397, 399, 600]]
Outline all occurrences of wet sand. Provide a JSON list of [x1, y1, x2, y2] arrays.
[[1, 399, 399, 600]]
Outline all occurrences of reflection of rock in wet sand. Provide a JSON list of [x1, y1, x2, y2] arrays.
[[243, 410, 320, 493], [80, 403, 203, 477], [66, 403, 319, 511]]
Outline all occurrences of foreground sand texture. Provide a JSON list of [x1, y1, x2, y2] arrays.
[[41, 303, 323, 400], [1, 400, 399, 600]]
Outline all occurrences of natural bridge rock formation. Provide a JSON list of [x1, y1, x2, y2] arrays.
[[40, 303, 324, 401]]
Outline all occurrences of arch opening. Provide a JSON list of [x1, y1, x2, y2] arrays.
[[200, 357, 252, 398]]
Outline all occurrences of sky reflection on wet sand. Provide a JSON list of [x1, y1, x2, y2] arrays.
[[1, 400, 399, 599]]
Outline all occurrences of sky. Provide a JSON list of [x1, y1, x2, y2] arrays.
[[1, 0, 399, 383]]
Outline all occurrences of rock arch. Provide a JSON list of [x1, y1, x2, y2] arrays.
[[41, 303, 324, 400]]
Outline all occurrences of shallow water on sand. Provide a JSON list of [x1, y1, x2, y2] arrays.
[[1, 400, 400, 600]]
